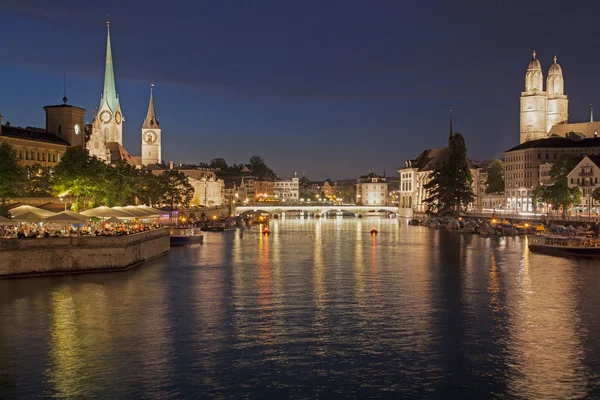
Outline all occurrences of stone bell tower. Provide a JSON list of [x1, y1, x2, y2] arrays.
[[141, 85, 161, 166]]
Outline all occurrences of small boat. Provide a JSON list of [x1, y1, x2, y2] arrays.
[[529, 236, 600, 258], [428, 221, 440, 229], [201, 225, 237, 232], [461, 221, 477, 234], [446, 219, 461, 231], [503, 226, 518, 236], [408, 219, 420, 226], [170, 228, 204, 246]]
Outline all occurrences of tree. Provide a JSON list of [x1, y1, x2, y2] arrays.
[[593, 187, 600, 204], [247, 156, 276, 178], [485, 158, 505, 194], [137, 170, 164, 206], [51, 146, 107, 211], [541, 154, 581, 215], [209, 157, 228, 170], [0, 142, 26, 216], [98, 161, 139, 206], [159, 170, 194, 208], [423, 133, 474, 216], [22, 164, 53, 197]]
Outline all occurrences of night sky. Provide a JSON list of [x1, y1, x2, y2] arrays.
[[1, 0, 599, 179]]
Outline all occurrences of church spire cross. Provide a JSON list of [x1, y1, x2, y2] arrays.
[[143, 84, 159, 129], [532, 50, 537, 59], [554, 55, 557, 63], [101, 21, 119, 113]]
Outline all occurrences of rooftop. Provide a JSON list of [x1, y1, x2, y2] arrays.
[[0, 125, 70, 146], [506, 136, 600, 152]]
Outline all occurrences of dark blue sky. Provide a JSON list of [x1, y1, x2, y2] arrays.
[[1, 0, 599, 179]]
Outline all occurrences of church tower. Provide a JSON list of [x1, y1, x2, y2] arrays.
[[520, 51, 547, 143], [141, 85, 161, 166], [96, 21, 123, 145], [546, 55, 568, 132]]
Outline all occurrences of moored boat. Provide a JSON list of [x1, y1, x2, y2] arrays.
[[529, 236, 600, 258], [170, 228, 204, 246]]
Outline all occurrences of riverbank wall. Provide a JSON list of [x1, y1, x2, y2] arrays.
[[0, 228, 170, 278]]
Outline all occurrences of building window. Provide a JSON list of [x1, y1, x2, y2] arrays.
[[58, 125, 62, 134]]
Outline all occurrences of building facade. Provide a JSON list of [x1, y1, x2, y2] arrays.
[[273, 177, 299, 201], [398, 146, 482, 217], [505, 136, 600, 211], [567, 155, 600, 215], [356, 173, 388, 206], [151, 168, 224, 207], [0, 100, 86, 168], [253, 180, 275, 201]]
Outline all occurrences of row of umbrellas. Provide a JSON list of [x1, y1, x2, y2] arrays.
[[0, 205, 163, 225]]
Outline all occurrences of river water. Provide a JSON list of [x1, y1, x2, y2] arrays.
[[1, 219, 600, 399]]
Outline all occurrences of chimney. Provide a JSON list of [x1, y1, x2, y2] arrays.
[[169, 161, 174, 170]]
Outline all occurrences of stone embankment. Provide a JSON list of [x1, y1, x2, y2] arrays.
[[0, 228, 170, 278]]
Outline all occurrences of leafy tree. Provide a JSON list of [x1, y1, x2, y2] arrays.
[[159, 170, 194, 208], [209, 157, 228, 170], [0, 142, 26, 216], [485, 158, 505, 194], [98, 161, 138, 206], [23, 164, 53, 197], [137, 170, 164, 206], [51, 146, 106, 211], [247, 156, 276, 178], [542, 154, 582, 215], [424, 133, 474, 216], [593, 187, 600, 204]]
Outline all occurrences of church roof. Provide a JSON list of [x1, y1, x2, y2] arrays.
[[408, 147, 450, 172], [548, 121, 600, 138], [506, 136, 600, 152], [0, 125, 69, 146], [99, 24, 119, 113], [548, 56, 562, 75], [527, 51, 541, 70], [106, 142, 142, 166], [142, 88, 160, 129]]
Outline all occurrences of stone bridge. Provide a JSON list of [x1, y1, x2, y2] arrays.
[[235, 205, 398, 217]]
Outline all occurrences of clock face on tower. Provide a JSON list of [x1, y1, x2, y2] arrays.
[[115, 111, 122, 125], [100, 110, 112, 124], [74, 124, 80, 135], [144, 130, 157, 145]]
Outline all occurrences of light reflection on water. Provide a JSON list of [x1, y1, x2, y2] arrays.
[[1, 219, 600, 398]]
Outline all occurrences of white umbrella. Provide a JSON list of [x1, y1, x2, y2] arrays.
[[0, 215, 15, 226], [123, 206, 156, 217], [11, 211, 48, 222], [9, 205, 55, 218], [104, 216, 123, 224], [44, 210, 89, 224], [81, 206, 132, 219]]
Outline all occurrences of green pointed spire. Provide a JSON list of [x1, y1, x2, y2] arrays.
[[101, 21, 119, 113]]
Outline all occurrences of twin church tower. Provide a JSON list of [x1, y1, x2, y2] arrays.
[[520, 51, 568, 144], [87, 22, 161, 166]]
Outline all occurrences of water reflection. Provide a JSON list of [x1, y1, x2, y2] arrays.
[[1, 220, 599, 398]]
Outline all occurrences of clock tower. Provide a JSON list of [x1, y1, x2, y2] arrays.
[[141, 85, 161, 166]]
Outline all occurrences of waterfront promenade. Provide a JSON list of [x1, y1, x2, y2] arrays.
[[0, 227, 170, 278]]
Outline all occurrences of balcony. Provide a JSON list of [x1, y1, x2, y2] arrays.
[[579, 172, 594, 176]]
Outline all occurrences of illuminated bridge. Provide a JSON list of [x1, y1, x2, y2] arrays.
[[235, 205, 399, 217]]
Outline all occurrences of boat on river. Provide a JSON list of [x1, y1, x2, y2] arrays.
[[201, 225, 237, 232], [529, 235, 600, 258], [170, 228, 204, 246]]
